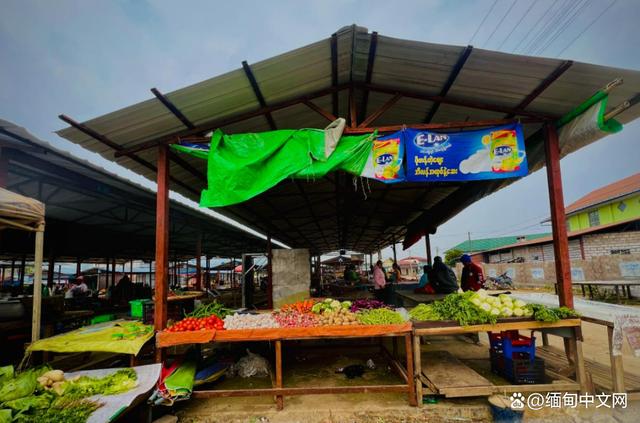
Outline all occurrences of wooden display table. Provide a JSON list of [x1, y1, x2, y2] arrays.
[[412, 318, 586, 404], [157, 323, 417, 409]]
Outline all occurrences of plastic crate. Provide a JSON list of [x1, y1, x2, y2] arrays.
[[129, 299, 153, 319], [489, 331, 536, 361], [90, 314, 115, 325], [490, 349, 545, 384]]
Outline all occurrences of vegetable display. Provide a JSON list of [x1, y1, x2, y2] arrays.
[[311, 299, 351, 314], [186, 301, 232, 319], [166, 315, 225, 332], [349, 299, 387, 312], [223, 313, 279, 329], [317, 308, 359, 326], [430, 291, 497, 326], [0, 367, 137, 422], [408, 304, 441, 321], [273, 310, 319, 327], [280, 300, 316, 314], [356, 308, 405, 325], [525, 304, 579, 323]]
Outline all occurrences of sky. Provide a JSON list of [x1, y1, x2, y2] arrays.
[[1, 0, 639, 266]]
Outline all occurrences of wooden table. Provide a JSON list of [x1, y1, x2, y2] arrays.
[[412, 318, 586, 404], [158, 324, 417, 410], [567, 280, 640, 303]]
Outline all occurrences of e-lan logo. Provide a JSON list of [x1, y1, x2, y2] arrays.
[[494, 146, 512, 157], [413, 132, 451, 154], [376, 153, 394, 165]]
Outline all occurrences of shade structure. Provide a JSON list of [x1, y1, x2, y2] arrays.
[[0, 187, 45, 342], [54, 25, 640, 254]]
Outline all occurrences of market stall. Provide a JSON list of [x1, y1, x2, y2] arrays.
[[0, 188, 45, 342]]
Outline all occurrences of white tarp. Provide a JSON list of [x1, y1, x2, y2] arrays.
[[511, 292, 640, 356], [64, 363, 161, 423]]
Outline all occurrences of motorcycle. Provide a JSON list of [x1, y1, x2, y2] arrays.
[[483, 272, 514, 290]]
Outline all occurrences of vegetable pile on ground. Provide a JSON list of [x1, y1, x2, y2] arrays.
[[223, 313, 279, 329], [280, 299, 316, 314], [273, 310, 319, 327], [349, 299, 388, 312], [311, 298, 352, 314], [356, 308, 405, 325], [410, 290, 579, 325], [0, 365, 137, 423], [317, 307, 359, 326], [166, 315, 225, 332]]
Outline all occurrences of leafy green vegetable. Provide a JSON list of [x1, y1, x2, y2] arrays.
[[0, 366, 13, 382], [59, 369, 137, 399], [1, 392, 53, 413], [430, 292, 497, 326], [0, 409, 11, 423], [357, 308, 405, 325], [0, 366, 50, 402], [187, 301, 232, 319], [18, 399, 102, 423], [525, 304, 579, 322], [409, 304, 441, 321]]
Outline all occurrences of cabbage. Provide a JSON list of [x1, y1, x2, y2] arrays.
[[480, 303, 492, 312], [514, 299, 526, 308], [524, 308, 534, 318], [471, 298, 482, 307], [330, 300, 341, 310], [476, 289, 488, 298], [501, 308, 513, 317], [513, 308, 524, 317], [490, 308, 501, 316]]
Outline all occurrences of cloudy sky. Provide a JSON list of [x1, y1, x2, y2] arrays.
[[1, 0, 639, 262]]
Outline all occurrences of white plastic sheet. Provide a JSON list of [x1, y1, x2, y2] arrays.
[[510, 293, 640, 356]]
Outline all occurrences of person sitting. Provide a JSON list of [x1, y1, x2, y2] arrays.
[[414, 264, 435, 294], [460, 254, 485, 291], [430, 256, 459, 294]]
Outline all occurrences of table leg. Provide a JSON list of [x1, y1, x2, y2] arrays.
[[413, 335, 423, 407], [392, 337, 399, 358], [626, 285, 632, 299], [275, 340, 283, 410], [581, 285, 586, 298], [571, 328, 587, 394], [615, 285, 621, 303], [405, 334, 417, 406], [542, 333, 549, 346], [588, 285, 594, 299], [607, 326, 625, 393]]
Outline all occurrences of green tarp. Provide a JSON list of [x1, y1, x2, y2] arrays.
[[172, 127, 375, 207]]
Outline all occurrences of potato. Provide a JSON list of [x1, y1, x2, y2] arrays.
[[36, 376, 49, 387]]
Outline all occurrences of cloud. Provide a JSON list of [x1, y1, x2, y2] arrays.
[[459, 147, 491, 174]]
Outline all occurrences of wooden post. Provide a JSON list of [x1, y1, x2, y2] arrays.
[[607, 326, 625, 392], [19, 256, 26, 289], [104, 258, 109, 290], [413, 334, 423, 406], [154, 144, 170, 362], [425, 235, 432, 265], [111, 258, 116, 287], [10, 259, 15, 281], [76, 259, 81, 276], [275, 340, 283, 410], [32, 225, 45, 342], [129, 260, 134, 282], [46, 256, 54, 288], [405, 334, 417, 406], [149, 260, 153, 287], [544, 124, 573, 308], [267, 235, 273, 309], [195, 236, 202, 291], [392, 244, 397, 263], [204, 255, 210, 289]]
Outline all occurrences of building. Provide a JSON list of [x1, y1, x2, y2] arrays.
[[456, 174, 640, 286], [398, 256, 429, 280], [449, 234, 551, 263]]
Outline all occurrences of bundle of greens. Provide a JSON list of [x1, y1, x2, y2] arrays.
[[186, 301, 233, 319], [408, 304, 441, 321], [525, 304, 579, 323], [356, 308, 405, 325], [58, 369, 137, 399], [430, 292, 498, 326]]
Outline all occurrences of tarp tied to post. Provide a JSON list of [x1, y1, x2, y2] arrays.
[[173, 119, 383, 207]]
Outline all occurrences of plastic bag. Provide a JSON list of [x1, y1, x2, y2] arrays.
[[234, 349, 271, 378]]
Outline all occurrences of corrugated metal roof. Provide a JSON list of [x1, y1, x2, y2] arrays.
[[54, 25, 640, 254], [449, 233, 552, 253], [1, 119, 266, 260], [565, 172, 640, 215]]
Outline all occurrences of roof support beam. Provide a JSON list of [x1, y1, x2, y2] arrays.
[[151, 88, 195, 129], [359, 31, 378, 122], [303, 100, 338, 122], [424, 45, 473, 123], [114, 84, 350, 157], [242, 61, 277, 130], [362, 83, 556, 120], [58, 114, 201, 198], [357, 93, 402, 128], [349, 87, 357, 127], [330, 33, 339, 117], [505, 60, 573, 118], [345, 117, 543, 134]]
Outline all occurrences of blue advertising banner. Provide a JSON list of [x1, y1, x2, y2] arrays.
[[359, 131, 405, 183], [404, 123, 528, 182]]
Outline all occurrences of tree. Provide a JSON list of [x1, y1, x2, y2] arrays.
[[444, 248, 464, 267]]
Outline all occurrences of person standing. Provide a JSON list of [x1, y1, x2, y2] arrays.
[[460, 254, 485, 291], [430, 256, 459, 294], [373, 260, 386, 302]]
